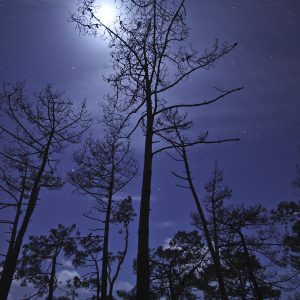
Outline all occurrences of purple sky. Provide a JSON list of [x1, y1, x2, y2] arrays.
[[1, 0, 300, 298]]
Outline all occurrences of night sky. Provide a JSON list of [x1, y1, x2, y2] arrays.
[[1, 0, 300, 298]]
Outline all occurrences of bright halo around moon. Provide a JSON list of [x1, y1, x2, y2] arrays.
[[94, 2, 117, 24]]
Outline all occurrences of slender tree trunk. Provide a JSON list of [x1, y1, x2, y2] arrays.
[[101, 195, 113, 300], [211, 171, 221, 265], [94, 254, 101, 300], [238, 230, 263, 300], [168, 272, 177, 300], [97, 267, 101, 300], [0, 138, 52, 300], [108, 225, 129, 300], [0, 187, 40, 300], [181, 146, 229, 300], [101, 149, 115, 300], [136, 101, 153, 300], [48, 255, 57, 300], [7, 179, 26, 253]]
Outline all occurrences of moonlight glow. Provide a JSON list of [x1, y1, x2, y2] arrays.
[[95, 3, 117, 24]]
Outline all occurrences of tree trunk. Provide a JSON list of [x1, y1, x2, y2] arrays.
[[168, 272, 177, 300], [136, 106, 153, 300], [181, 146, 229, 300], [108, 225, 129, 300], [94, 253, 101, 300], [0, 138, 52, 300], [100, 194, 113, 300], [101, 166, 115, 300], [48, 255, 57, 300], [7, 181, 26, 253], [0, 186, 40, 300], [238, 230, 263, 300]]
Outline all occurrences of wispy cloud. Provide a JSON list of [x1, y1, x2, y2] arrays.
[[162, 237, 172, 249], [114, 280, 134, 292], [154, 221, 174, 229], [61, 259, 74, 269], [57, 269, 80, 285]]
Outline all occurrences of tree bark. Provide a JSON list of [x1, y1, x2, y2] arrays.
[[136, 99, 153, 300], [0, 137, 52, 300], [100, 194, 113, 300], [238, 230, 263, 300], [108, 224, 129, 300], [181, 146, 229, 300], [101, 148, 115, 300], [48, 255, 57, 300]]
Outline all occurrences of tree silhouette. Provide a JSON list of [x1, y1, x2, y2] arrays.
[[68, 98, 137, 300], [108, 196, 136, 299], [191, 166, 296, 298], [273, 201, 300, 288], [72, 233, 103, 299], [15, 225, 77, 300], [71, 197, 135, 300], [0, 82, 91, 300], [154, 109, 238, 299], [71, 1, 242, 297], [293, 149, 300, 194], [150, 230, 208, 299]]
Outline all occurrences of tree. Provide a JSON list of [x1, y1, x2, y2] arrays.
[[272, 201, 300, 288], [72, 233, 103, 299], [154, 110, 238, 299], [191, 165, 283, 299], [71, 1, 242, 297], [68, 99, 137, 300], [293, 148, 300, 193], [107, 196, 136, 299], [0, 82, 91, 300], [71, 197, 135, 300], [15, 225, 77, 300], [150, 230, 208, 300]]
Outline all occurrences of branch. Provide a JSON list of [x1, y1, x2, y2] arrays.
[[171, 171, 188, 181], [154, 87, 244, 116], [153, 137, 239, 156]]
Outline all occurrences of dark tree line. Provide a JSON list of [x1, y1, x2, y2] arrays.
[[116, 163, 300, 300], [11, 196, 135, 300]]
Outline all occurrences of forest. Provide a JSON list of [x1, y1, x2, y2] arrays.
[[0, 0, 299, 299]]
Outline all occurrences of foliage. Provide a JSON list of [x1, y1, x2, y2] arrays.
[[16, 225, 77, 299], [150, 230, 207, 299], [0, 82, 91, 299]]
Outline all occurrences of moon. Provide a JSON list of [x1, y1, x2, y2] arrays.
[[95, 3, 117, 24]]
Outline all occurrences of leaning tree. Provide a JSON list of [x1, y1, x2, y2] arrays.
[[71, 1, 242, 297], [0, 82, 91, 300], [151, 108, 237, 299]]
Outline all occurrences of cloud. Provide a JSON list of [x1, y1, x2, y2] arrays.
[[155, 221, 174, 228], [61, 259, 74, 269], [125, 195, 158, 202], [131, 195, 141, 202], [57, 269, 80, 285], [162, 237, 172, 249], [17, 0, 57, 3], [16, 0, 71, 8], [114, 280, 134, 292]]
